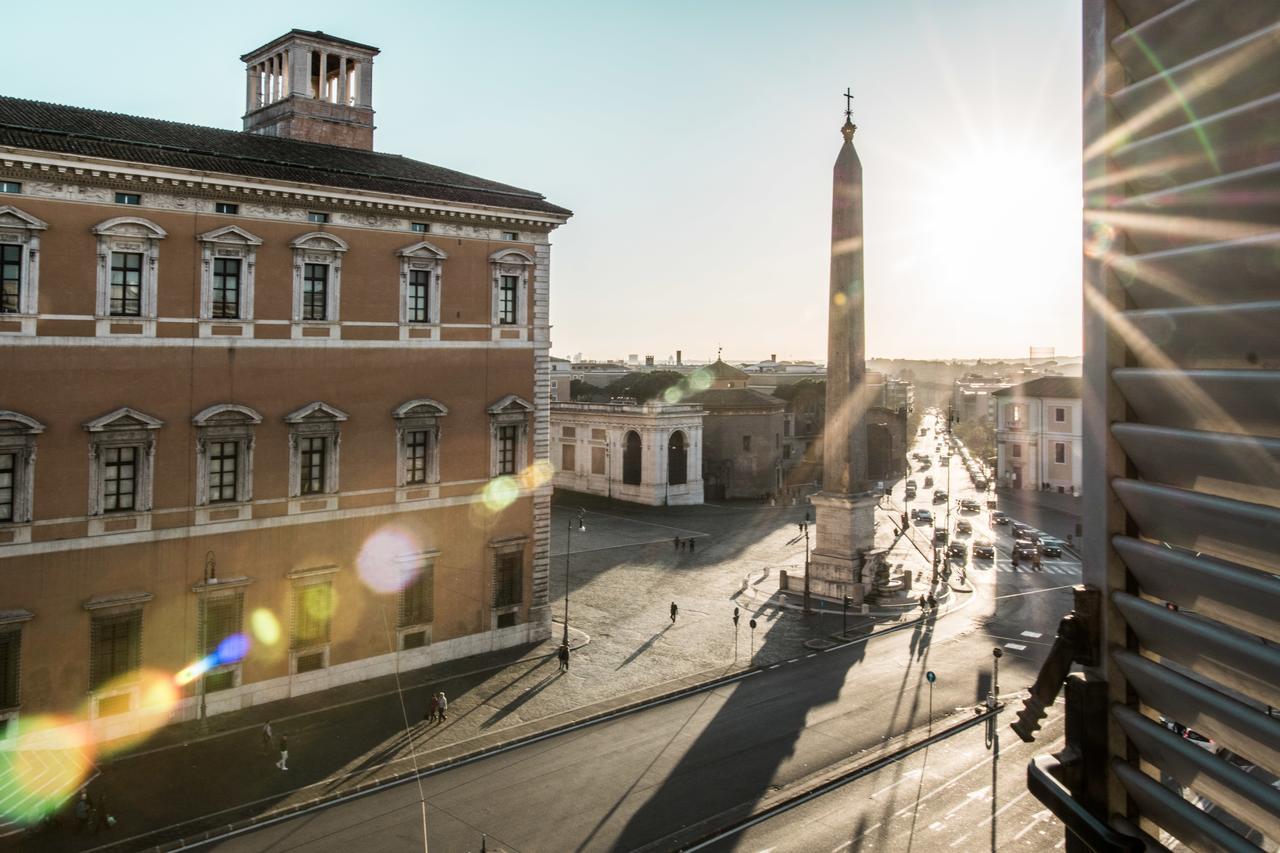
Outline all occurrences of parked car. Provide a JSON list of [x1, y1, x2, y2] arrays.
[[906, 479, 918, 489], [905, 486, 917, 499], [935, 527, 949, 545], [960, 498, 981, 512], [991, 510, 1009, 525], [946, 541, 967, 561], [933, 490, 948, 504], [956, 519, 972, 535], [924, 476, 934, 488], [973, 539, 995, 559], [910, 507, 923, 520]]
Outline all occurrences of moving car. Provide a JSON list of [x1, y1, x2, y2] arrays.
[[973, 538, 995, 559], [955, 519, 972, 535], [974, 478, 988, 491], [991, 510, 1009, 525], [946, 541, 967, 561], [960, 498, 981, 512], [935, 527, 949, 545], [1011, 542, 1038, 565], [1039, 538, 1064, 558], [907, 479, 918, 489], [924, 476, 934, 488], [915, 509, 933, 524], [933, 490, 948, 503]]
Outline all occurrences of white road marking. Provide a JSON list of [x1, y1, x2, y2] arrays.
[[807, 653, 818, 659], [768, 664, 782, 669], [1004, 643, 1027, 651], [868, 767, 922, 799], [1012, 809, 1054, 842], [928, 821, 945, 831], [1020, 631, 1042, 639]]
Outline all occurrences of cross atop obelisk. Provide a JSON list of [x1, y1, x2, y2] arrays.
[[843, 87, 854, 119]]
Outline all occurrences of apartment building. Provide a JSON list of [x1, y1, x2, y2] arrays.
[[0, 29, 571, 740], [993, 376, 1082, 494]]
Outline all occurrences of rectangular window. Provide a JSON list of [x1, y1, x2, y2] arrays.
[[300, 436, 326, 495], [0, 244, 20, 314], [0, 630, 18, 709], [307, 211, 329, 224], [0, 181, 20, 194], [1055, 442, 1067, 464], [400, 563, 434, 627], [0, 452, 13, 522], [291, 582, 332, 649], [90, 611, 141, 690], [407, 270, 430, 323], [498, 275, 517, 325], [784, 420, 792, 438], [303, 263, 328, 321], [497, 425, 518, 475], [211, 257, 242, 319], [783, 445, 792, 460], [1054, 407, 1066, 423], [109, 252, 143, 316], [1012, 444, 1022, 459], [561, 443, 576, 471], [208, 441, 239, 503], [591, 446, 606, 475], [103, 446, 137, 512], [201, 594, 242, 692], [410, 222, 430, 233], [1010, 406, 1022, 425], [502, 231, 519, 241], [591, 429, 606, 441], [115, 192, 141, 206], [742, 435, 752, 452], [405, 430, 428, 484], [495, 554, 522, 608], [562, 426, 576, 438], [215, 202, 239, 215]]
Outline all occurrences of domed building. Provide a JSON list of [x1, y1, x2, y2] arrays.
[[684, 359, 787, 500]]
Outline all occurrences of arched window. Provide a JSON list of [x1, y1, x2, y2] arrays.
[[668, 431, 687, 486], [622, 430, 642, 486]]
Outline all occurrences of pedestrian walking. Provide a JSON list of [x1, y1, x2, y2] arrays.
[[558, 643, 570, 672], [73, 791, 89, 834], [276, 735, 289, 770], [98, 794, 115, 831], [673, 536, 679, 552], [918, 594, 927, 613], [689, 538, 696, 553], [261, 720, 273, 754], [670, 601, 678, 623], [437, 691, 448, 721], [426, 692, 439, 723], [929, 594, 938, 611]]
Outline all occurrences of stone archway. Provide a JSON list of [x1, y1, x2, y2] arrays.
[[623, 430, 642, 485], [668, 430, 688, 486]]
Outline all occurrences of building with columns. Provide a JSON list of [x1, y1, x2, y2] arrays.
[[0, 30, 570, 742], [550, 402, 704, 505]]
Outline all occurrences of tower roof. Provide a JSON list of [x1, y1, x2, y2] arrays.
[[704, 358, 749, 381]]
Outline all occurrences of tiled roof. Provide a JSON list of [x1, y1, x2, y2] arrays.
[[0, 96, 571, 217], [992, 376, 1083, 399], [703, 359, 750, 381], [684, 387, 786, 410]]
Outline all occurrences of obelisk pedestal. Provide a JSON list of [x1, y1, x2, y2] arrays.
[[808, 491, 878, 606]]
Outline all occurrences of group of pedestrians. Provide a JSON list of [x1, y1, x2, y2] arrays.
[[423, 691, 450, 723], [672, 536, 697, 553], [70, 789, 115, 835]]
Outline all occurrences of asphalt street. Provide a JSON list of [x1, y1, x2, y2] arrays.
[[210, 413, 1079, 852]]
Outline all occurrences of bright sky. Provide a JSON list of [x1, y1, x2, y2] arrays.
[[8, 1, 1081, 363]]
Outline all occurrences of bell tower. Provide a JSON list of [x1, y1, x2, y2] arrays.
[[241, 30, 379, 150]]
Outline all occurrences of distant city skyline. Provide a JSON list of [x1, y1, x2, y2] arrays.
[[6, 0, 1082, 361]]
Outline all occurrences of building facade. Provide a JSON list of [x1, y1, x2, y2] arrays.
[[993, 377, 1082, 494], [550, 402, 704, 505], [951, 377, 1011, 423], [0, 30, 571, 741], [686, 360, 787, 500]]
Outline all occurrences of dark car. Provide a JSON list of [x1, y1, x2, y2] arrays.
[[991, 511, 1009, 525], [935, 527, 949, 545], [946, 541, 967, 561], [915, 509, 933, 524], [974, 478, 988, 491], [960, 498, 981, 512], [1039, 539, 1064, 557], [973, 539, 995, 559], [1011, 522, 1034, 539], [1011, 543, 1038, 566], [955, 519, 972, 535], [933, 490, 948, 504]]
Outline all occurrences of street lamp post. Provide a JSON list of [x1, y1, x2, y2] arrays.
[[563, 509, 585, 649], [199, 550, 216, 730], [800, 521, 811, 614]]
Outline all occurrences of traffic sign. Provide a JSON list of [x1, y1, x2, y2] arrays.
[[925, 671, 936, 683]]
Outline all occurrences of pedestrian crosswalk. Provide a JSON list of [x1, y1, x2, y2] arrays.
[[986, 562, 1080, 575]]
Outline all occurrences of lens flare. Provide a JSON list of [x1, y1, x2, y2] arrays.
[[833, 291, 848, 306], [301, 583, 336, 624], [482, 476, 520, 512], [663, 386, 684, 404], [688, 369, 712, 391], [0, 715, 94, 826], [216, 632, 250, 665], [356, 527, 422, 594], [251, 608, 281, 646], [174, 657, 214, 687], [1085, 221, 1116, 259], [519, 460, 554, 490], [92, 669, 181, 758]]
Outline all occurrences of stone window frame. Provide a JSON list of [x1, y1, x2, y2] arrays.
[[192, 404, 262, 508], [1053, 406, 1067, 424], [396, 549, 439, 650], [1054, 441, 1067, 465], [0, 411, 43, 530], [489, 535, 528, 624], [92, 217, 166, 335], [192, 578, 250, 694], [83, 591, 152, 719], [0, 610, 32, 724], [0, 205, 47, 333], [285, 402, 347, 499], [83, 407, 163, 518], [286, 565, 339, 675], [197, 225, 262, 324], [393, 398, 448, 490], [487, 395, 533, 478], [488, 248, 533, 328], [289, 232, 348, 330], [396, 241, 447, 337]]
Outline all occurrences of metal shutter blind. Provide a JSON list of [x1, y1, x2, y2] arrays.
[[1084, 0, 1280, 848]]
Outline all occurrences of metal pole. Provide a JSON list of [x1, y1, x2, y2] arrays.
[[803, 523, 811, 614], [199, 550, 215, 730], [563, 516, 571, 648]]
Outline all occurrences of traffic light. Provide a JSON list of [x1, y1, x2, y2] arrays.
[[733, 607, 740, 625]]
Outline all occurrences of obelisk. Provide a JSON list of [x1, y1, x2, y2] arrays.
[[808, 94, 880, 605]]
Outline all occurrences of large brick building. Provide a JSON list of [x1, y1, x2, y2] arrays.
[[0, 30, 570, 741]]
